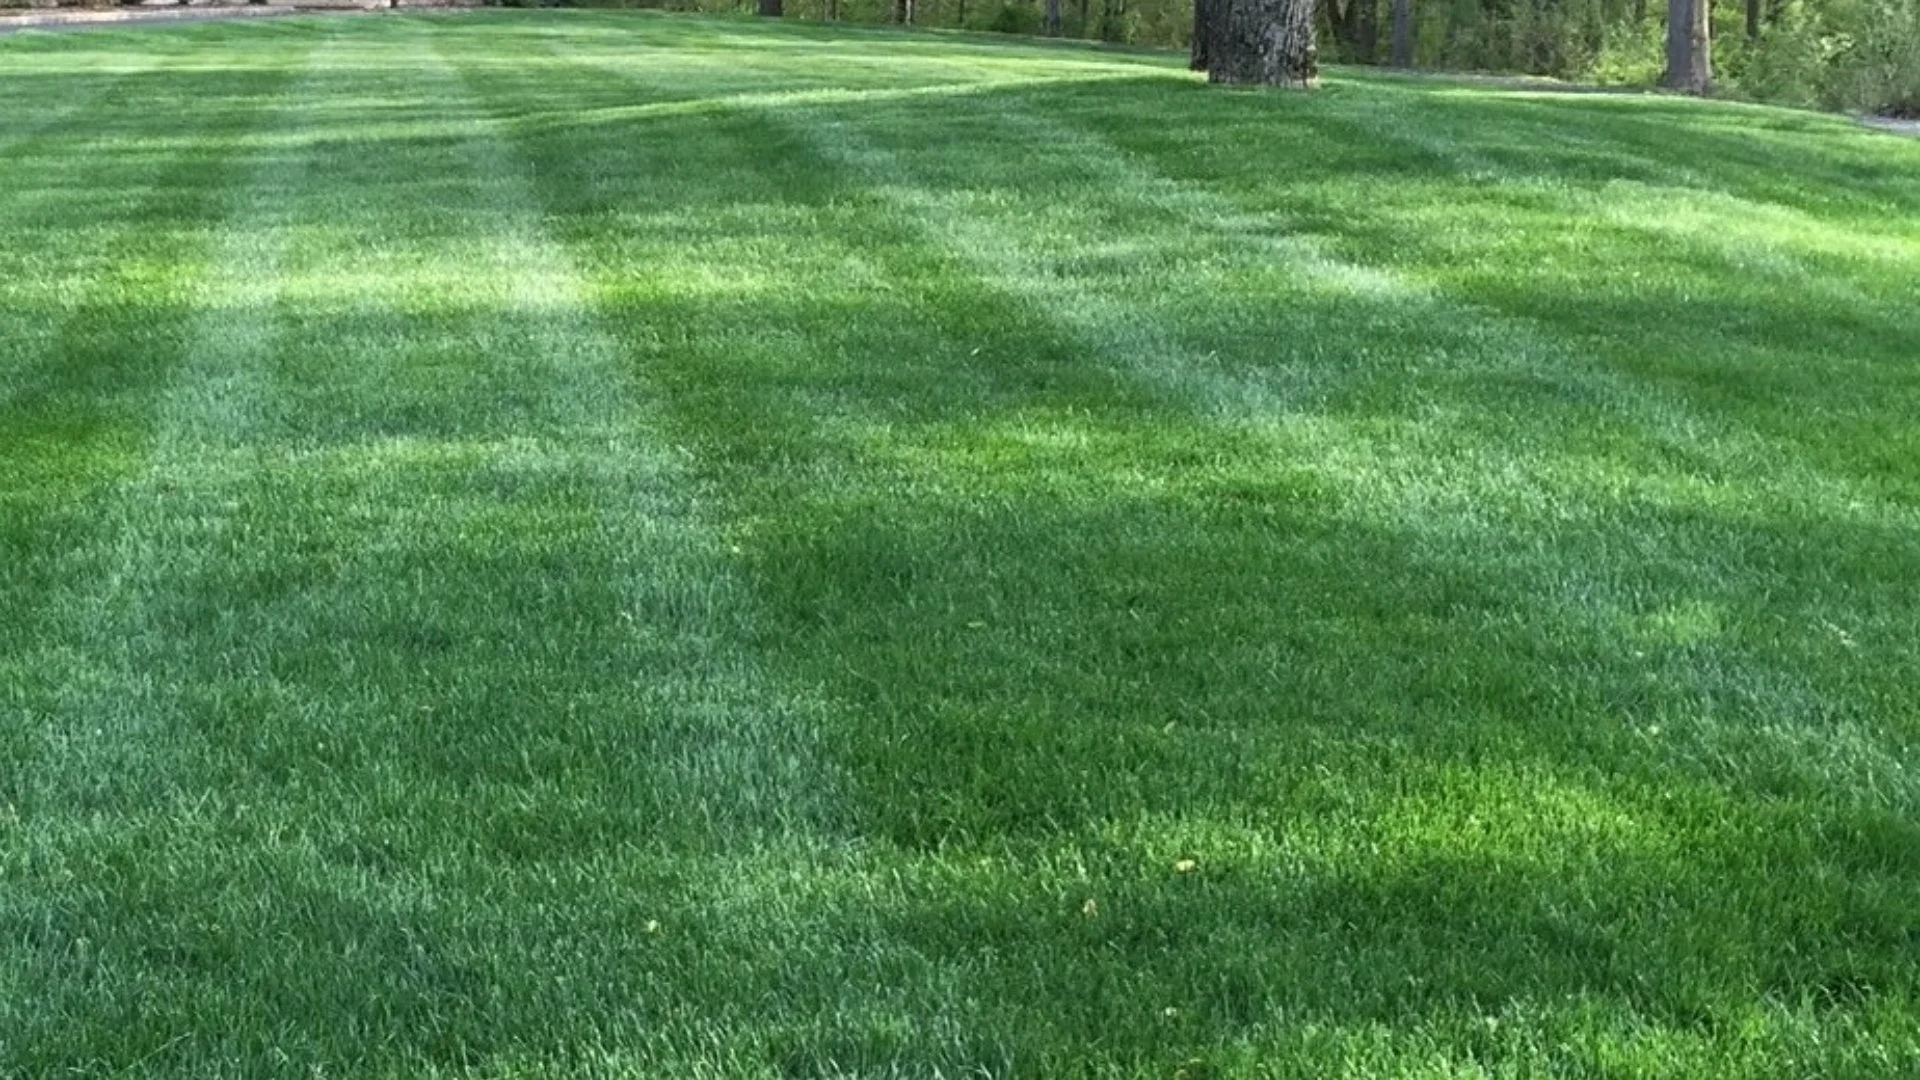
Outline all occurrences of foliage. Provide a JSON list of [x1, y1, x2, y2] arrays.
[[1730, 1, 1846, 106], [1824, 0, 1920, 112], [987, 0, 1045, 33], [543, 0, 1920, 112]]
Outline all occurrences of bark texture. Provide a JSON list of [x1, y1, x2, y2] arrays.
[[1664, 0, 1711, 94], [1191, 0, 1218, 70], [1390, 0, 1413, 66], [1206, 0, 1318, 86], [1327, 0, 1378, 61]]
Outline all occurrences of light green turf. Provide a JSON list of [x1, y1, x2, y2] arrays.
[[3, 12, 1919, 1078]]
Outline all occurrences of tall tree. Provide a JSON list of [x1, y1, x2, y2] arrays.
[[1327, 0, 1378, 61], [1192, 0, 1219, 69], [1390, 0, 1413, 66], [1664, 0, 1711, 93], [1199, 0, 1318, 84]]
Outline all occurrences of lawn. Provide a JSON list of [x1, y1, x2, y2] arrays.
[[3, 11, 1919, 1077]]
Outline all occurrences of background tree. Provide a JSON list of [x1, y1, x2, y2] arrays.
[[1201, 0, 1317, 84], [1665, 0, 1711, 93], [1327, 0, 1378, 61], [760, 0, 783, 15], [1390, 0, 1414, 66], [589, 0, 1916, 115], [1191, 0, 1219, 67]]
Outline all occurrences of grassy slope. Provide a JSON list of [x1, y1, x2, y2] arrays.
[[2, 12, 1918, 1077]]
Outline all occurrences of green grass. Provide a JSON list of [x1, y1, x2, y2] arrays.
[[4, 11, 1919, 1077]]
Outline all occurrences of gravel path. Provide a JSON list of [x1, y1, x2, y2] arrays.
[[1, 8, 294, 34], [0, 6, 395, 35], [1860, 115, 1920, 138]]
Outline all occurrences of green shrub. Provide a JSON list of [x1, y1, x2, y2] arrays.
[[1590, 18, 1665, 85], [1731, 5, 1838, 107], [986, 0, 1042, 33], [1828, 0, 1920, 113]]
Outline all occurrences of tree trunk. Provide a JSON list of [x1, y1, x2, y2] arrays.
[[1690, 0, 1712, 91], [1664, 0, 1710, 93], [1744, 0, 1759, 42], [758, 0, 782, 15], [1324, 0, 1370, 61], [895, 0, 913, 24], [1326, 0, 1377, 61], [1208, 0, 1317, 85], [1192, 0, 1218, 69], [1047, 0, 1062, 34], [1390, 0, 1412, 66], [1664, 0, 1687, 86]]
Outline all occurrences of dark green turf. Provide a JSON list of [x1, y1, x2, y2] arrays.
[[3, 12, 1918, 1077]]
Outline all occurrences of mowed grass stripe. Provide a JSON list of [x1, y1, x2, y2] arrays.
[[0, 28, 269, 399], [820, 89, 1920, 807], [5, 12, 1920, 1077], [435, 23, 1285, 1071], [425, 24, 1693, 1072], [0, 30, 305, 670], [976, 86, 1920, 803], [0, 20, 332, 1069], [13, 24, 325, 812], [0, 22, 324, 791], [456, 23, 1709, 824], [11, 15, 864, 1074], [418, 16, 849, 845], [437, 16, 1920, 1074], [0, 42, 161, 156]]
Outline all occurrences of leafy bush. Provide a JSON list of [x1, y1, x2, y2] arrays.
[[1825, 0, 1920, 112], [986, 0, 1042, 32], [1731, 4, 1840, 107], [1590, 18, 1665, 85]]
